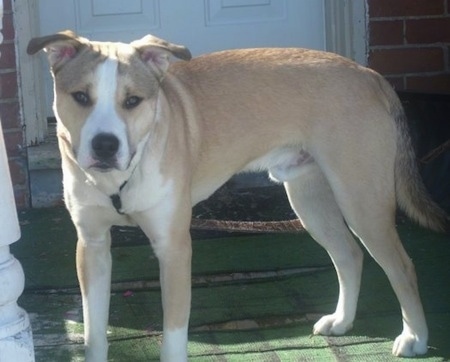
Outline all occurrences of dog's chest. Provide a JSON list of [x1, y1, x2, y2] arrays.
[[115, 164, 174, 215]]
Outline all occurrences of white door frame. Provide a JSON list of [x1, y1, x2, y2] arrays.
[[15, 0, 367, 146], [324, 0, 368, 66], [14, 0, 47, 145]]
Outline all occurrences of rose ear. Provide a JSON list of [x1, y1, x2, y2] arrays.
[[27, 30, 85, 69], [131, 34, 191, 75]]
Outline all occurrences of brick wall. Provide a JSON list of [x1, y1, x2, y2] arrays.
[[0, 0, 29, 208], [368, 0, 450, 93]]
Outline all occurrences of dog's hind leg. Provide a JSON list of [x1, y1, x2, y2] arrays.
[[322, 162, 428, 357], [283, 164, 364, 336]]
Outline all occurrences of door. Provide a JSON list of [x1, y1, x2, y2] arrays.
[[37, 0, 326, 116]]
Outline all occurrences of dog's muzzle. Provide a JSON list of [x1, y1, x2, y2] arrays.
[[91, 133, 120, 170]]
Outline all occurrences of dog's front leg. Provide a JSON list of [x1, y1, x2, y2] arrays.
[[158, 237, 191, 362], [74, 211, 113, 362], [134, 207, 192, 362]]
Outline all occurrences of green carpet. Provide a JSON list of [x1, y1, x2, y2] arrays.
[[12, 206, 450, 361]]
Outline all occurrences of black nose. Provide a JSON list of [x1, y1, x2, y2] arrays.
[[91, 133, 119, 160]]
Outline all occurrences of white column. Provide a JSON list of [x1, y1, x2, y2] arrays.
[[0, 1, 35, 360]]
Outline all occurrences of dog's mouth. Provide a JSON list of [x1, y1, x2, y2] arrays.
[[90, 160, 118, 172], [88, 149, 136, 173]]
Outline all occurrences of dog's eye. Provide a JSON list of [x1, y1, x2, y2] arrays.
[[72, 91, 91, 107], [124, 96, 142, 110]]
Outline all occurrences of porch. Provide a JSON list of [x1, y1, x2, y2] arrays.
[[12, 186, 450, 361]]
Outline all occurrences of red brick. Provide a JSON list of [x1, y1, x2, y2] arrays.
[[3, 130, 24, 157], [8, 158, 27, 185], [406, 18, 450, 44], [14, 190, 31, 210], [3, 0, 12, 12], [0, 72, 18, 98], [448, 46, 450, 68], [384, 76, 405, 90], [370, 20, 404, 46], [0, 101, 20, 129], [369, 47, 444, 75], [13, 187, 30, 209], [0, 43, 16, 69], [1, 13, 15, 41], [406, 74, 450, 93], [369, 0, 444, 18]]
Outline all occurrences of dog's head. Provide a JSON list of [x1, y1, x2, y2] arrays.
[[27, 30, 191, 172]]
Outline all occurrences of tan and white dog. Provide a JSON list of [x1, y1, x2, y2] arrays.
[[28, 31, 448, 361]]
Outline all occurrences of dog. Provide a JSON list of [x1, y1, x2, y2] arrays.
[[27, 30, 448, 361]]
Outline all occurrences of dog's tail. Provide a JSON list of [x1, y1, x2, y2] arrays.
[[383, 80, 449, 233]]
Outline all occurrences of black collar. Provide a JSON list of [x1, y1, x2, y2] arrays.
[[110, 181, 128, 215]]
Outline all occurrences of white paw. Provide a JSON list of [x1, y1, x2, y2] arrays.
[[313, 314, 353, 336], [392, 332, 427, 357]]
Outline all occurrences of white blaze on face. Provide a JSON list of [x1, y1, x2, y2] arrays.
[[77, 58, 130, 171]]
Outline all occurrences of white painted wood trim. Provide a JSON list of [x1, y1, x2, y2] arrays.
[[324, 0, 368, 65], [14, 0, 47, 145]]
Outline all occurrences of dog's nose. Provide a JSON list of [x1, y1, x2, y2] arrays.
[[91, 133, 119, 160]]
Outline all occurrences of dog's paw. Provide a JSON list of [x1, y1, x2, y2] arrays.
[[392, 332, 427, 357], [313, 314, 353, 336]]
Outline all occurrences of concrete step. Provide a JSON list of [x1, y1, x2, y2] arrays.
[[28, 141, 63, 208]]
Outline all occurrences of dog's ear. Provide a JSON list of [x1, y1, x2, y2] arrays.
[[27, 30, 86, 69], [131, 34, 192, 74]]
